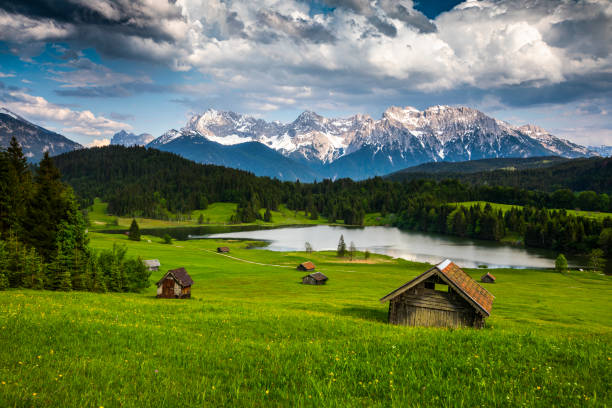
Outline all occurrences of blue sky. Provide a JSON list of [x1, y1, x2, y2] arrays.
[[0, 0, 610, 147]]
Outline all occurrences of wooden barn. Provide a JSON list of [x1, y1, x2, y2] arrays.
[[302, 272, 328, 285], [297, 261, 316, 272], [142, 259, 161, 272], [156, 267, 193, 299], [217, 246, 230, 253], [380, 259, 494, 329], [481, 272, 496, 283]]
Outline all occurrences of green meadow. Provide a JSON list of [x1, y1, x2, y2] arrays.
[[1, 232, 610, 407], [454, 201, 612, 221]]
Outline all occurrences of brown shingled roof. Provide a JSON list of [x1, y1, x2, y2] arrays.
[[380, 259, 494, 316], [298, 261, 316, 271], [304, 272, 328, 281], [156, 267, 194, 287]]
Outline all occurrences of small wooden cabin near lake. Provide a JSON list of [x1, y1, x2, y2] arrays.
[[380, 259, 494, 329], [297, 261, 316, 272], [217, 246, 230, 253], [302, 272, 328, 285], [143, 259, 161, 272], [156, 267, 193, 299], [481, 272, 496, 283]]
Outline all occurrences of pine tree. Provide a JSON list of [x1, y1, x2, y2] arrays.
[[128, 219, 141, 241], [337, 234, 346, 257], [264, 208, 272, 222], [555, 254, 568, 273], [198, 214, 204, 224], [349, 241, 356, 261]]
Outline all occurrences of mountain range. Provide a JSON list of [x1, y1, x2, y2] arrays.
[[148, 105, 596, 180], [0, 105, 606, 180], [0, 108, 81, 161]]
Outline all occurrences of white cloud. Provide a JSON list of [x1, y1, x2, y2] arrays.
[[0, 72, 15, 78], [0, 89, 130, 140], [86, 138, 111, 147]]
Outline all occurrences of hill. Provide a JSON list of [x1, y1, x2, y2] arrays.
[[387, 156, 612, 194]]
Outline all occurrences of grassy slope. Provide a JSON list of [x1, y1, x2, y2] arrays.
[[88, 198, 335, 231], [454, 201, 612, 221], [0, 232, 610, 407]]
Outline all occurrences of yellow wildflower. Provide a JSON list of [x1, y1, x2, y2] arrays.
[[266, 390, 269, 395]]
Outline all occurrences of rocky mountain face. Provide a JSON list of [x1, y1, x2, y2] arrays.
[[148, 105, 597, 181], [0, 108, 81, 161], [588, 145, 612, 157], [110, 130, 154, 146]]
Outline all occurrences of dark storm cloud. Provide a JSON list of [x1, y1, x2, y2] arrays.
[[367, 16, 397, 37], [257, 10, 336, 44], [545, 12, 611, 58], [54, 82, 172, 98], [386, 4, 437, 34]]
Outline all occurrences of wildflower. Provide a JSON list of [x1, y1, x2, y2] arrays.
[[537, 386, 541, 390], [59, 374, 63, 377], [389, 371, 393, 375], [266, 390, 269, 395], [32, 393, 37, 396], [37, 356, 41, 359], [154, 370, 159, 374], [212, 386, 215, 390], [1, 381, 5, 385]]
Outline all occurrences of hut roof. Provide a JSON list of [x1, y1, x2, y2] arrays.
[[481, 272, 496, 281], [379, 259, 494, 316], [299, 261, 316, 270], [143, 259, 161, 267], [303, 272, 328, 281], [217, 246, 230, 252], [156, 267, 194, 287]]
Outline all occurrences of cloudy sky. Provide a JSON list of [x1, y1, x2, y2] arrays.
[[0, 0, 610, 146]]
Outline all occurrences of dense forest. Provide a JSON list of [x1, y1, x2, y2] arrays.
[[387, 156, 612, 194], [0, 138, 150, 291], [54, 145, 612, 258]]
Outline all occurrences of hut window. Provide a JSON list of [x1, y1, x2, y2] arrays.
[[434, 283, 448, 292]]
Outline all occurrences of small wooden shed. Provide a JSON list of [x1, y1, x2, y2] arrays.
[[481, 272, 496, 283], [380, 259, 494, 329], [143, 259, 161, 272], [217, 246, 230, 253], [297, 261, 316, 272], [156, 267, 193, 299], [302, 272, 328, 285]]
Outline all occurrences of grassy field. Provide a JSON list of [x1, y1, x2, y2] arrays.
[[454, 201, 612, 221], [87, 198, 336, 231], [0, 232, 610, 407]]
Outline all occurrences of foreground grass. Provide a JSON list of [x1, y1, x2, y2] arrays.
[[455, 201, 612, 221], [0, 233, 610, 407], [87, 199, 337, 231]]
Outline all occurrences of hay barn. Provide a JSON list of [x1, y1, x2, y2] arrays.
[[297, 261, 316, 271], [302, 272, 328, 285], [217, 247, 230, 253], [380, 259, 494, 329], [156, 267, 193, 299], [143, 259, 160, 272], [481, 272, 496, 283]]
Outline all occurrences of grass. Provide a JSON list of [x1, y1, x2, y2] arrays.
[[454, 201, 612, 221], [0, 232, 610, 406], [87, 198, 338, 231]]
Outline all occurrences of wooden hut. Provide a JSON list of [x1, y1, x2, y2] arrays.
[[156, 267, 193, 299], [297, 261, 316, 272], [142, 259, 161, 272], [302, 272, 328, 285], [481, 272, 496, 283], [217, 246, 230, 253], [380, 259, 494, 329]]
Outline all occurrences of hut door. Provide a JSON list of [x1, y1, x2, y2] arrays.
[[163, 279, 174, 297]]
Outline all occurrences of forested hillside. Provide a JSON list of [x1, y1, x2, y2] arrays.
[[387, 156, 612, 194]]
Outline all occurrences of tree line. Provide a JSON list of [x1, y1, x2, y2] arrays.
[[0, 138, 150, 291]]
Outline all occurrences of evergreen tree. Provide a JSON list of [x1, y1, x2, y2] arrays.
[[349, 241, 356, 260], [587, 249, 605, 271], [163, 234, 173, 244], [128, 219, 141, 241], [264, 207, 272, 222], [555, 254, 568, 273], [198, 214, 204, 224], [305, 242, 312, 254], [337, 234, 346, 257]]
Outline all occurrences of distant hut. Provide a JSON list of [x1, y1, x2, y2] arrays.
[[297, 261, 316, 272], [143, 259, 161, 272], [156, 267, 193, 299], [302, 272, 328, 285], [380, 259, 494, 329], [481, 272, 496, 283], [217, 246, 230, 253]]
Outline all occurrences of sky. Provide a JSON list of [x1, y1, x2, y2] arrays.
[[0, 0, 610, 147]]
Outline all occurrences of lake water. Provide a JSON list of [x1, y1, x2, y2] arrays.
[[204, 225, 568, 269]]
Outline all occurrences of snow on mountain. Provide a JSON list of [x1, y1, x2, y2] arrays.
[[110, 130, 155, 146], [147, 105, 595, 180]]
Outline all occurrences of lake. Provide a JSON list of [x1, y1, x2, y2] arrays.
[[204, 225, 571, 269]]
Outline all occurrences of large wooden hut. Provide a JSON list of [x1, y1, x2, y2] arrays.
[[297, 261, 316, 272], [380, 259, 494, 329], [481, 272, 496, 283], [217, 246, 230, 253], [156, 267, 193, 299], [302, 272, 328, 285]]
